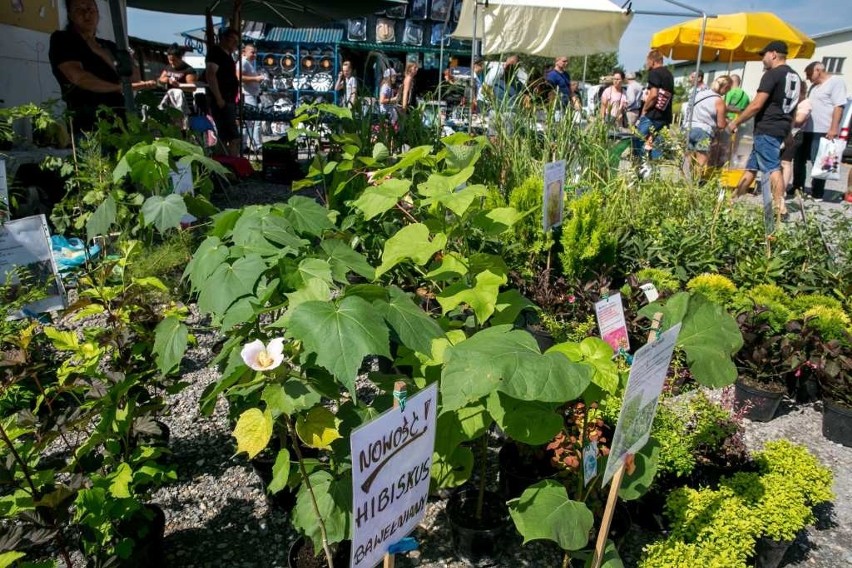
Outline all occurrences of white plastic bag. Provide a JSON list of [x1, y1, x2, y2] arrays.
[[811, 136, 844, 181]]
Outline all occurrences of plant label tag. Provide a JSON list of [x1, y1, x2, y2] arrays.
[[583, 441, 598, 486], [640, 283, 659, 303], [0, 214, 68, 316], [717, 187, 726, 202], [602, 323, 681, 487], [170, 163, 194, 196], [594, 293, 630, 351], [543, 159, 566, 232], [350, 383, 438, 568], [0, 159, 8, 216]]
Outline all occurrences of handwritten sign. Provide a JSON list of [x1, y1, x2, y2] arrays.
[[602, 323, 680, 486], [594, 293, 629, 352], [543, 160, 566, 232], [350, 383, 438, 568], [0, 214, 67, 315]]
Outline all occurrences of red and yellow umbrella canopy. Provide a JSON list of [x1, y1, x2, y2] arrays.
[[651, 12, 815, 62]]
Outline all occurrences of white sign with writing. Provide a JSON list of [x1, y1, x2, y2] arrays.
[[602, 323, 681, 486], [542, 159, 566, 232], [0, 214, 67, 315], [350, 383, 438, 568], [594, 293, 630, 352]]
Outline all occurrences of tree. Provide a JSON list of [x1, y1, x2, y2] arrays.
[[568, 52, 620, 84]]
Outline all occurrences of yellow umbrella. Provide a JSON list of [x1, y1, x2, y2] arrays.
[[651, 12, 815, 62]]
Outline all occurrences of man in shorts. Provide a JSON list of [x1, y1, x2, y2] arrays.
[[728, 41, 802, 218], [205, 27, 240, 156], [632, 50, 674, 160]]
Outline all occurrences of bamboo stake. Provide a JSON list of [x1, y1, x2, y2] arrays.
[[381, 381, 407, 568]]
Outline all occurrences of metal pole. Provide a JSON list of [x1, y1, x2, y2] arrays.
[[468, 0, 479, 135], [685, 13, 707, 134], [107, 0, 134, 113]]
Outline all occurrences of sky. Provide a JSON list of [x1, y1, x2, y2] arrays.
[[127, 0, 852, 69]]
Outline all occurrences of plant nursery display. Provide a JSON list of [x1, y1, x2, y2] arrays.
[[0, 81, 848, 568]]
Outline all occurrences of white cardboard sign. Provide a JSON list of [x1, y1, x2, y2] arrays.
[[0, 214, 67, 314], [602, 323, 681, 486], [594, 293, 630, 352], [350, 383, 438, 568], [543, 159, 566, 232]]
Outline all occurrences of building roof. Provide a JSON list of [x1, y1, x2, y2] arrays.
[[811, 26, 852, 40]]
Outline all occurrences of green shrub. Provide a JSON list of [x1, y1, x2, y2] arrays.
[[640, 441, 833, 565], [686, 273, 738, 306], [803, 306, 851, 342], [504, 176, 554, 277], [636, 267, 680, 295], [559, 191, 617, 280], [731, 284, 792, 332], [790, 294, 844, 318]]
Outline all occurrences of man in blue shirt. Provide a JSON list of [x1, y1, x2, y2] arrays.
[[546, 56, 573, 107]]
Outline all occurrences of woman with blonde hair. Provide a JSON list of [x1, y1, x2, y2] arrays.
[[600, 70, 627, 125], [687, 74, 732, 176]]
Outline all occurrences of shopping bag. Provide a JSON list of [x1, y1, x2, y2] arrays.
[[811, 137, 843, 181]]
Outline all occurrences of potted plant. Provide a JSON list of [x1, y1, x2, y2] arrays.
[[638, 440, 833, 568], [731, 307, 790, 421]]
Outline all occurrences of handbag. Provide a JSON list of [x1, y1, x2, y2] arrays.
[[811, 136, 844, 181]]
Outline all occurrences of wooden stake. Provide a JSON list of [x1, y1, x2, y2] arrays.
[[382, 381, 407, 568], [590, 462, 626, 568]]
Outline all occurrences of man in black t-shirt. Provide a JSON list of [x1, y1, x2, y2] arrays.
[[205, 27, 240, 156], [632, 49, 674, 160], [728, 41, 802, 218]]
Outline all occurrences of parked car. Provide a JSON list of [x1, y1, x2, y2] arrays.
[[840, 96, 852, 164]]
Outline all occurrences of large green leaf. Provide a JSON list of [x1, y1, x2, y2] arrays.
[[262, 379, 322, 417], [320, 239, 375, 281], [153, 316, 188, 375], [141, 194, 188, 233], [425, 252, 469, 282], [293, 470, 351, 553], [486, 391, 562, 445], [508, 480, 594, 551], [86, 194, 116, 242], [425, 184, 489, 217], [490, 289, 538, 326], [431, 446, 473, 489], [197, 254, 266, 317], [499, 351, 593, 403], [0, 551, 26, 568], [417, 166, 474, 197], [676, 294, 743, 387], [472, 207, 527, 235], [548, 337, 620, 394], [582, 541, 624, 568], [184, 236, 228, 291], [231, 207, 306, 250], [375, 223, 447, 277], [441, 326, 593, 411], [297, 258, 333, 286], [352, 178, 411, 220], [436, 269, 506, 323], [640, 293, 743, 388], [279, 196, 336, 236], [376, 287, 445, 356], [287, 296, 390, 395]]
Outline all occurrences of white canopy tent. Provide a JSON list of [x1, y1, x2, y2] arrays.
[[451, 0, 633, 57]]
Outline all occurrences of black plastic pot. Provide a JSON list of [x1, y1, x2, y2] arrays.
[[823, 400, 852, 447], [753, 536, 791, 568], [734, 381, 784, 422], [287, 536, 351, 568], [96, 503, 166, 568], [498, 443, 554, 500], [250, 452, 298, 512], [446, 488, 509, 565]]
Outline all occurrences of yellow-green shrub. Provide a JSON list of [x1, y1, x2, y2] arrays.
[[686, 273, 737, 306]]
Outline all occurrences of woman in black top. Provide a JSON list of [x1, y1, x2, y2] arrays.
[[158, 44, 197, 89], [49, 0, 156, 134]]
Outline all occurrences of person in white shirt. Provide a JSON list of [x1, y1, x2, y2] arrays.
[[794, 61, 847, 199], [238, 43, 264, 154], [335, 61, 358, 108], [624, 72, 644, 127]]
